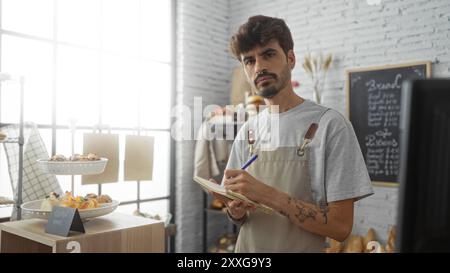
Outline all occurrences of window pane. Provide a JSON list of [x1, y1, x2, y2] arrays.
[[56, 45, 100, 126], [74, 177, 98, 197], [139, 131, 170, 199], [139, 62, 171, 129], [1, 35, 53, 124], [116, 203, 137, 215], [101, 54, 139, 127], [102, 181, 138, 203], [2, 0, 53, 39], [141, 0, 172, 63], [139, 199, 170, 219], [38, 128, 53, 159], [55, 129, 88, 158], [56, 175, 72, 194], [57, 0, 101, 47], [0, 80, 20, 123], [102, 0, 139, 54]]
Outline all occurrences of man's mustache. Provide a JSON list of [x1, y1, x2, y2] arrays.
[[254, 72, 277, 85]]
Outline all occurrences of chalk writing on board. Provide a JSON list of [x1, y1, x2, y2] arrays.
[[365, 74, 402, 178], [365, 129, 399, 177], [366, 74, 402, 92], [348, 62, 429, 183]]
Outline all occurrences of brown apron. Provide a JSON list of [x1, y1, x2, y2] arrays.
[[234, 108, 330, 253]]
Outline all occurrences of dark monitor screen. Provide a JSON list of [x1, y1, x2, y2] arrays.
[[397, 79, 450, 252]]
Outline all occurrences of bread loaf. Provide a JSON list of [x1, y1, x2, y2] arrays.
[[385, 226, 396, 253], [363, 228, 376, 253], [343, 235, 364, 253], [325, 238, 343, 253]]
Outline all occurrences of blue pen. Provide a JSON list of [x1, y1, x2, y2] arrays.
[[241, 154, 258, 170]]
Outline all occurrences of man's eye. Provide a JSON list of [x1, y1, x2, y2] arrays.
[[266, 52, 275, 58], [245, 59, 255, 65]]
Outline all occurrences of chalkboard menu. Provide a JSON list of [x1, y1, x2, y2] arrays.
[[347, 62, 430, 185]]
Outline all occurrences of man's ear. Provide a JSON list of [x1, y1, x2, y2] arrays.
[[287, 50, 296, 70]]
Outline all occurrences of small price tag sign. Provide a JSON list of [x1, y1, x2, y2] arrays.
[[45, 206, 85, 237]]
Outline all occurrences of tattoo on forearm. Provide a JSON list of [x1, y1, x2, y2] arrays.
[[278, 197, 292, 220], [278, 196, 329, 224], [294, 202, 317, 223]]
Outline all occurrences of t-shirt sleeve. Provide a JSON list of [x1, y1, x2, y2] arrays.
[[324, 119, 374, 203]]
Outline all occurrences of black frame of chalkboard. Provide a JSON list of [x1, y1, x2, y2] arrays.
[[345, 61, 431, 187]]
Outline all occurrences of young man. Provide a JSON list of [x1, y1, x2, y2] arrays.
[[217, 15, 374, 252]]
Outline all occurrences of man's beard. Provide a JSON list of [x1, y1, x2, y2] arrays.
[[254, 65, 290, 99]]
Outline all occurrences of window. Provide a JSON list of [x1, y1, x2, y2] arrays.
[[0, 0, 174, 218]]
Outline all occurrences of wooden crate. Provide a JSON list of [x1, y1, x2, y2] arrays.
[[0, 212, 164, 253]]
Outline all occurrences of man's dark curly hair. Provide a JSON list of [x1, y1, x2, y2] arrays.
[[230, 15, 294, 61]]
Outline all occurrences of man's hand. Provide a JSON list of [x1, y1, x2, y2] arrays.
[[225, 199, 255, 220], [208, 179, 255, 220], [223, 169, 274, 204]]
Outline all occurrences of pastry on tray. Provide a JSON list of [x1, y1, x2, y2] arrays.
[[40, 191, 112, 211], [0, 131, 7, 141], [49, 153, 101, 162], [50, 154, 66, 161], [70, 153, 101, 161], [40, 192, 60, 210], [59, 192, 100, 209], [97, 194, 112, 203], [0, 196, 14, 205]]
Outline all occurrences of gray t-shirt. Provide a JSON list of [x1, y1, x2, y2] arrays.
[[225, 99, 374, 203]]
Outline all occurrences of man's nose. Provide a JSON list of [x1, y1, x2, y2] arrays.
[[254, 57, 268, 75]]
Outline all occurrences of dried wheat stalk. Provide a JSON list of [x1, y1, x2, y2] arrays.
[[302, 52, 333, 104]]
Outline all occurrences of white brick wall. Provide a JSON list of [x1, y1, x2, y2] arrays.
[[176, 0, 231, 252], [176, 0, 450, 251], [228, 0, 450, 245]]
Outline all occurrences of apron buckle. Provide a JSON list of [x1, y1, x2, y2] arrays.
[[297, 139, 311, 156], [248, 129, 255, 156]]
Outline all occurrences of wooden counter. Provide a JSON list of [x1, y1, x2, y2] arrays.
[[0, 212, 165, 253]]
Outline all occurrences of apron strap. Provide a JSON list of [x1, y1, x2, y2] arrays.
[[297, 108, 331, 156], [297, 107, 331, 208]]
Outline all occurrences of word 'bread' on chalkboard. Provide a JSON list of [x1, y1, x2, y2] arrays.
[[346, 61, 431, 186], [45, 206, 85, 237]]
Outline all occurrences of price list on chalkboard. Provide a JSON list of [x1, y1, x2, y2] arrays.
[[348, 63, 429, 184]]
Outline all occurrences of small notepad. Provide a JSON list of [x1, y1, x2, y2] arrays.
[[193, 176, 273, 214]]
